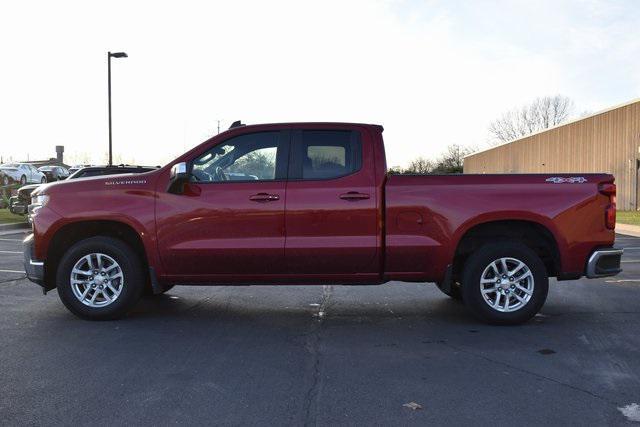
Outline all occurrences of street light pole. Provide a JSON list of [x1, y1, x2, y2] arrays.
[[107, 51, 128, 166]]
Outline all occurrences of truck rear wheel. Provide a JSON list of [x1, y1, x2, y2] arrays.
[[461, 241, 548, 325], [56, 236, 144, 320]]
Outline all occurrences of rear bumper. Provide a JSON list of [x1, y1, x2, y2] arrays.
[[586, 247, 623, 278], [23, 233, 45, 287]]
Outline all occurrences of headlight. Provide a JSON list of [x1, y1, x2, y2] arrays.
[[29, 194, 50, 215]]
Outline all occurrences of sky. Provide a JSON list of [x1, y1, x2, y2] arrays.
[[0, 0, 638, 168]]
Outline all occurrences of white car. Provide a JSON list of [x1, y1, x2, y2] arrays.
[[0, 163, 47, 185]]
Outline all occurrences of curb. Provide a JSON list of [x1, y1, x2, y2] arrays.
[[616, 223, 640, 238], [0, 222, 29, 231]]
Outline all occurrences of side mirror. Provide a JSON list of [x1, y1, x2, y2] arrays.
[[168, 162, 190, 194]]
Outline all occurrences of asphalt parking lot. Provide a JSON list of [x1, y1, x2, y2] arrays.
[[1, 229, 640, 426]]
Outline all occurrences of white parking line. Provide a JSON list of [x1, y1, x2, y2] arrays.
[[621, 260, 640, 263], [0, 251, 21, 254], [0, 269, 25, 274], [606, 279, 640, 283], [0, 230, 28, 237], [0, 238, 21, 242]]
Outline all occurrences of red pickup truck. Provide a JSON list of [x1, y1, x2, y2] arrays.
[[24, 122, 622, 324]]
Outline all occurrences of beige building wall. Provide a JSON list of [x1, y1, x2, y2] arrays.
[[464, 99, 640, 210]]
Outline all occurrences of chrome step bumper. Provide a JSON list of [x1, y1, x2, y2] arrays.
[[586, 248, 623, 278]]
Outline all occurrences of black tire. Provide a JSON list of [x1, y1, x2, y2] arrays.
[[20, 175, 26, 185], [56, 236, 144, 320], [2, 176, 8, 186], [461, 241, 548, 325], [41, 177, 46, 183], [436, 281, 463, 300]]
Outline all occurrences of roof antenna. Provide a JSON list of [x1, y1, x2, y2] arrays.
[[229, 120, 245, 129]]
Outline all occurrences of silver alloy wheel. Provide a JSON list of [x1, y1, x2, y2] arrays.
[[480, 257, 534, 313], [70, 253, 124, 308]]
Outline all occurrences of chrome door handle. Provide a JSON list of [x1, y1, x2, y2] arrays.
[[249, 193, 280, 202], [339, 192, 370, 201]]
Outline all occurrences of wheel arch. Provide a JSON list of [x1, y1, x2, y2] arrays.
[[45, 220, 150, 290], [452, 219, 561, 280]]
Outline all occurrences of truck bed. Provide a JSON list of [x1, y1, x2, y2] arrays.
[[384, 173, 615, 281]]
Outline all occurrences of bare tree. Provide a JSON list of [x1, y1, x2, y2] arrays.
[[489, 95, 574, 144], [433, 144, 473, 174], [404, 157, 434, 174], [391, 145, 473, 175]]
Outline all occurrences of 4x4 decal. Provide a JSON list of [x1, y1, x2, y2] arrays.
[[545, 177, 588, 184]]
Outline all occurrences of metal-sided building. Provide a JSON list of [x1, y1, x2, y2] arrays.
[[464, 99, 640, 210]]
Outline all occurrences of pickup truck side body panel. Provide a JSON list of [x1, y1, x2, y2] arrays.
[[29, 122, 615, 291], [31, 172, 161, 274], [384, 173, 614, 282]]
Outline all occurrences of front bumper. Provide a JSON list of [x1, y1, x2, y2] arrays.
[[9, 196, 27, 215], [23, 233, 45, 287], [586, 247, 623, 278]]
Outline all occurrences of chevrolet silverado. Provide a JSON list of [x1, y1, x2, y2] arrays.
[[24, 122, 623, 324]]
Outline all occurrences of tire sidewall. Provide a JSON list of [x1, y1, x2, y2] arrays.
[[461, 241, 548, 325], [20, 175, 26, 185], [56, 237, 143, 320]]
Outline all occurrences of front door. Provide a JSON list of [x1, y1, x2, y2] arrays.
[[156, 130, 290, 280], [284, 128, 379, 277]]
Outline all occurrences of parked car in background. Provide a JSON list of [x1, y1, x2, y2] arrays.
[[38, 165, 69, 182], [8, 164, 158, 215], [0, 163, 47, 185], [8, 185, 39, 215], [68, 165, 93, 174]]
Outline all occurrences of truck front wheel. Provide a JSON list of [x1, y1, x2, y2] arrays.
[[56, 236, 144, 320], [461, 241, 548, 325]]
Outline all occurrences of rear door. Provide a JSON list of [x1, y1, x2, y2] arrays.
[[284, 127, 379, 278]]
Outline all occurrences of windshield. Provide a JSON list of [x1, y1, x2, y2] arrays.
[[39, 166, 54, 171]]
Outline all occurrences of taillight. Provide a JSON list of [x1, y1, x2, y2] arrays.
[[599, 182, 616, 229]]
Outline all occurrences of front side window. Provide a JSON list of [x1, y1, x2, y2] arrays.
[[191, 132, 284, 182]]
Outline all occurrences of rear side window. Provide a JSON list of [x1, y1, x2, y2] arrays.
[[291, 130, 361, 180]]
